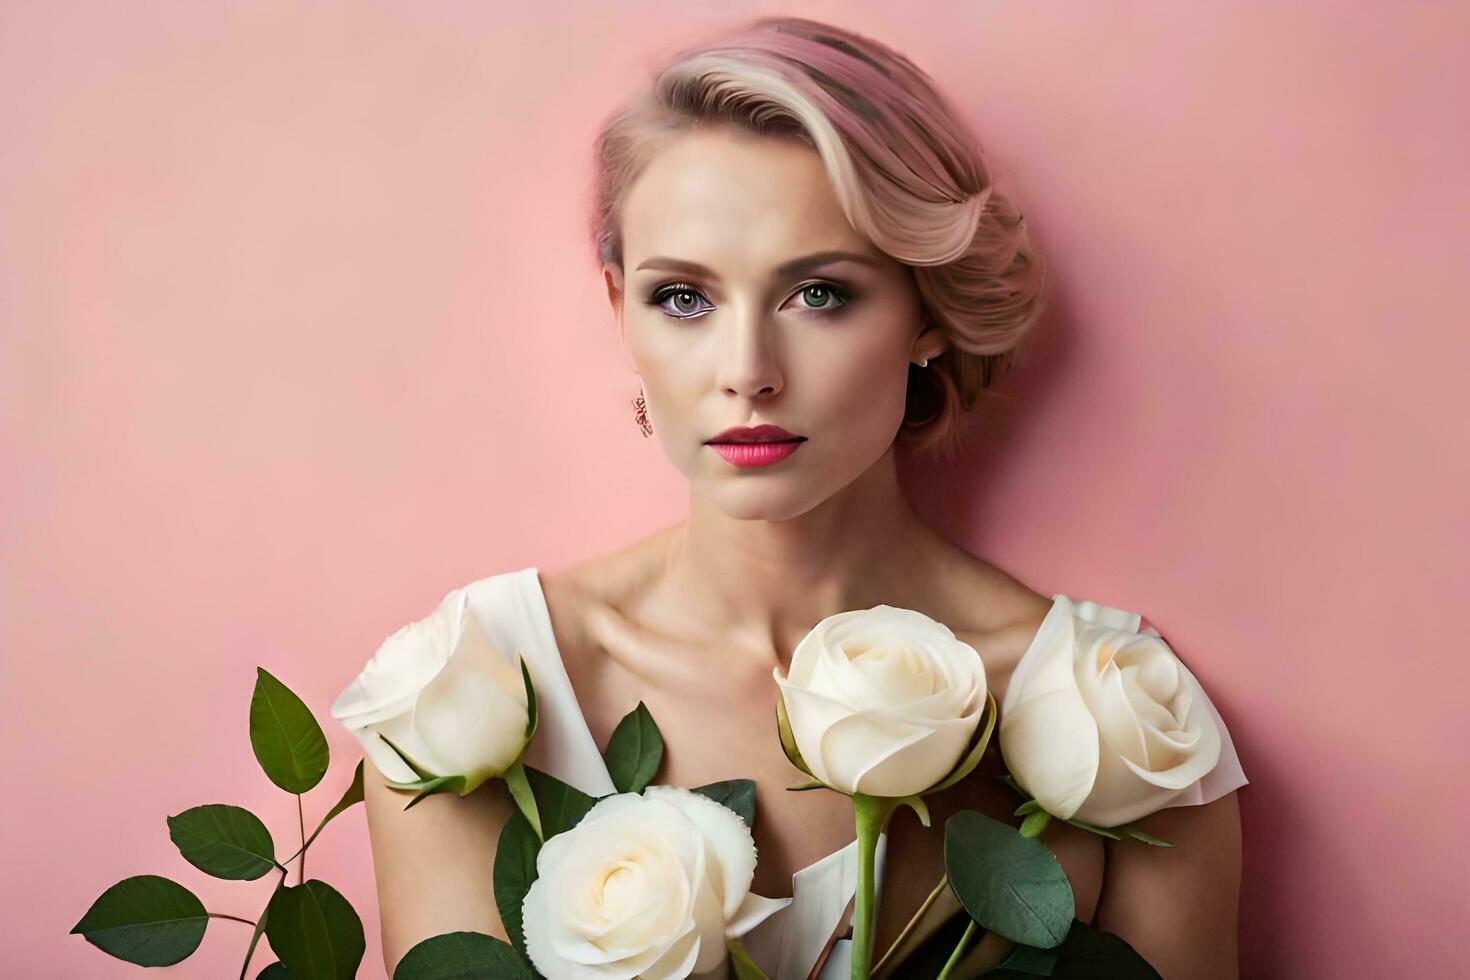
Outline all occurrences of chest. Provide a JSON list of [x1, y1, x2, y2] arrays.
[[568, 630, 1107, 957]]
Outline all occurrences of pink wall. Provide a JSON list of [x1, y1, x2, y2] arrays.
[[4, 2, 1464, 976]]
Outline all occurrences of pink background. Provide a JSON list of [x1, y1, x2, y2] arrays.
[[4, 2, 1465, 976]]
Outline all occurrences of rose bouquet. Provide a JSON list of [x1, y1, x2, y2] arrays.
[[771, 597, 1236, 979], [73, 586, 1240, 980], [330, 586, 793, 979], [71, 587, 789, 979]]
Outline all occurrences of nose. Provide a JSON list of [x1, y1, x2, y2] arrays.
[[714, 307, 783, 399]]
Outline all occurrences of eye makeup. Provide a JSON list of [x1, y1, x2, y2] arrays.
[[644, 279, 856, 321]]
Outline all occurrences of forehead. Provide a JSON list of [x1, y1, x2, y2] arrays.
[[621, 127, 876, 269]]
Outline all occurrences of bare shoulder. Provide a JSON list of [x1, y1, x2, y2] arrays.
[[536, 523, 678, 644], [931, 544, 1054, 658], [532, 525, 681, 721]]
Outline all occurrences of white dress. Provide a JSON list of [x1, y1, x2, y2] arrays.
[[454, 566, 1248, 979]]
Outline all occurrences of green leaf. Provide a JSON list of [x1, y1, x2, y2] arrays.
[[602, 700, 663, 793], [393, 930, 536, 978], [986, 918, 1161, 978], [988, 936, 1062, 975], [727, 936, 770, 979], [70, 874, 208, 966], [281, 759, 368, 866], [1013, 800, 1044, 817], [524, 765, 597, 837], [692, 778, 756, 830], [944, 809, 1074, 948], [250, 667, 330, 794], [264, 879, 365, 980], [256, 963, 290, 979], [492, 810, 542, 961], [319, 759, 366, 828], [167, 803, 279, 880]]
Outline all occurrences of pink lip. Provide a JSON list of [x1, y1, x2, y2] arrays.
[[708, 439, 804, 467]]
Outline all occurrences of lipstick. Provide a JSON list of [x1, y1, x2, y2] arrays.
[[708, 440, 804, 467]]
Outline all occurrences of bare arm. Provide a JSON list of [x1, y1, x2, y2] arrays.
[[1091, 790, 1243, 979], [362, 755, 517, 975]]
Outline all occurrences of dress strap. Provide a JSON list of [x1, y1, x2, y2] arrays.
[[461, 566, 617, 798]]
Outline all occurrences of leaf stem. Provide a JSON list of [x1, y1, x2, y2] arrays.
[[849, 793, 898, 979], [207, 912, 257, 926], [296, 794, 307, 885], [936, 920, 976, 979]]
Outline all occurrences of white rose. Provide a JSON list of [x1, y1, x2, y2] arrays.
[[522, 785, 790, 979], [773, 604, 989, 798], [330, 586, 531, 795], [998, 597, 1223, 827]]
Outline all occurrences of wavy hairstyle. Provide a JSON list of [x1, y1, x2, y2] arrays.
[[588, 15, 1047, 458]]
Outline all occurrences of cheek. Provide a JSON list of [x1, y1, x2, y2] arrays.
[[804, 336, 910, 432]]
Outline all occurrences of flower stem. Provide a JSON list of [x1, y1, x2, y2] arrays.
[[849, 793, 898, 980], [502, 758, 543, 841], [936, 920, 977, 979], [239, 871, 286, 980]]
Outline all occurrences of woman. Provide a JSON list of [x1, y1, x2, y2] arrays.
[[351, 15, 1244, 978]]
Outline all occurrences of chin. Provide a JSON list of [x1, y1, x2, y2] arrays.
[[705, 482, 823, 523]]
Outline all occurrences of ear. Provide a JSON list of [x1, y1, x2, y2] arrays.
[[604, 263, 638, 375], [603, 262, 625, 328], [911, 319, 950, 362]]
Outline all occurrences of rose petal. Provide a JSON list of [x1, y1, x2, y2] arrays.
[[1073, 662, 1224, 826], [774, 674, 858, 789], [638, 915, 701, 980], [1000, 598, 1080, 718], [352, 711, 431, 783], [411, 607, 528, 783], [1074, 632, 1150, 770], [329, 588, 464, 728], [532, 796, 698, 970], [998, 688, 1099, 820], [838, 710, 981, 797], [643, 786, 758, 921]]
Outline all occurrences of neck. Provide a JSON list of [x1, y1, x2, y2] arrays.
[[658, 445, 947, 660]]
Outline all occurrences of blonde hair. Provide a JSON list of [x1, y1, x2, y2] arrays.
[[588, 15, 1047, 458]]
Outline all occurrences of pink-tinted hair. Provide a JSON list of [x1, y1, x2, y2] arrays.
[[589, 15, 1047, 458]]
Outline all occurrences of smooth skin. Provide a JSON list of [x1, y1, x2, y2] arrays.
[[365, 125, 1242, 977]]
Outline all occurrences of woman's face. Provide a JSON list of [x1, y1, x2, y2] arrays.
[[605, 125, 946, 521]]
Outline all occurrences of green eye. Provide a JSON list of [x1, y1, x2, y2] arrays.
[[798, 284, 846, 310]]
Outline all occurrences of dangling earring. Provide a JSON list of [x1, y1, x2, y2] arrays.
[[632, 388, 653, 437]]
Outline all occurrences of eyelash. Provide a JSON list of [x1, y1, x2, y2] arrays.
[[644, 280, 853, 321]]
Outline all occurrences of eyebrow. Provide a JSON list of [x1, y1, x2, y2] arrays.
[[634, 249, 882, 281]]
